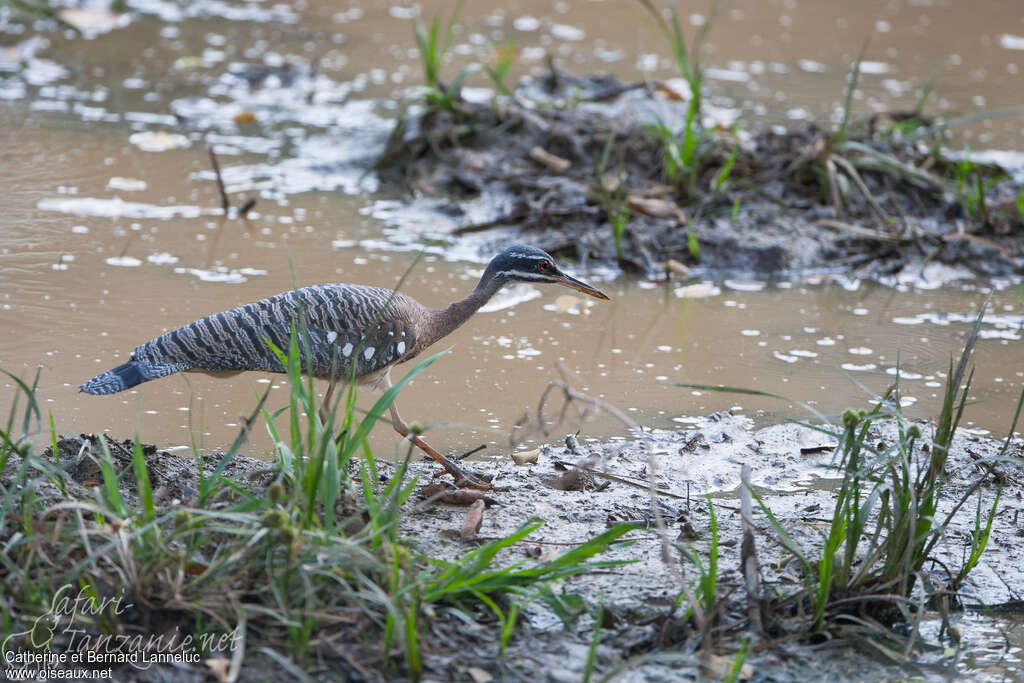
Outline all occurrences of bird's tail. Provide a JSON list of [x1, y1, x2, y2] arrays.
[[80, 360, 187, 395]]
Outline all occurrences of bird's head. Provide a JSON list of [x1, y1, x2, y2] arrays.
[[481, 245, 610, 300]]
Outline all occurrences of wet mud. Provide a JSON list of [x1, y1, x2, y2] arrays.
[[399, 413, 1024, 681], [8, 415, 1021, 681], [377, 71, 1024, 280]]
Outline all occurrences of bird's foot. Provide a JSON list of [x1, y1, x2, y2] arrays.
[[431, 462, 493, 490]]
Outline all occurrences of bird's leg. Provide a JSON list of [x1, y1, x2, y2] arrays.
[[319, 376, 338, 426], [388, 401, 491, 490]]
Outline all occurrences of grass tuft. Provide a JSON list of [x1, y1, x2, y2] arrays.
[[412, 1, 471, 113], [0, 332, 635, 678], [678, 301, 1005, 660]]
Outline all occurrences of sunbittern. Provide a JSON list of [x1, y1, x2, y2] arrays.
[[81, 245, 610, 485]]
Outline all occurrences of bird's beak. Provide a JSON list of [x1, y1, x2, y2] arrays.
[[549, 270, 611, 301]]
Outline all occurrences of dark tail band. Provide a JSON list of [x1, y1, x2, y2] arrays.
[[80, 360, 186, 395]]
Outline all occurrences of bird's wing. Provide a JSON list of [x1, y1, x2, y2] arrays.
[[131, 285, 420, 380]]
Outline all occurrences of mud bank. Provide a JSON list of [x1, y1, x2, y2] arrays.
[[399, 413, 1023, 681], [376, 72, 1024, 281], [5, 413, 1021, 681]]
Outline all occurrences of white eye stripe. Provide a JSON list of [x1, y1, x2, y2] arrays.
[[502, 269, 551, 281]]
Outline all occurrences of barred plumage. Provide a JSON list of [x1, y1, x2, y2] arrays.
[[80, 284, 426, 395], [81, 245, 609, 488]]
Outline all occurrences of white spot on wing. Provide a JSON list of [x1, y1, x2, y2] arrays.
[[364, 347, 375, 360], [342, 342, 353, 357], [326, 330, 337, 343], [397, 341, 406, 354]]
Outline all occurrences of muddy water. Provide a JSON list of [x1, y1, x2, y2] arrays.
[[2, 0, 1024, 461], [3, 108, 1021, 456]]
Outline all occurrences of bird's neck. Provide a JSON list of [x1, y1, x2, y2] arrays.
[[425, 276, 503, 345]]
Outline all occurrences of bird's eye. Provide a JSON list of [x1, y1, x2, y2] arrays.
[[538, 261, 551, 272]]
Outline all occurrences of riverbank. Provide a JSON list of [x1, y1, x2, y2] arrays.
[[2, 378, 1020, 680]]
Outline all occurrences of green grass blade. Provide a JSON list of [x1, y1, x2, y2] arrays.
[[835, 41, 867, 146], [131, 438, 155, 525], [714, 146, 738, 194]]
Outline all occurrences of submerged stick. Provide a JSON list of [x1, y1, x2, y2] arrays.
[[208, 144, 231, 214]]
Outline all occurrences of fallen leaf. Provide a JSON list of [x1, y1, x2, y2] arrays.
[[234, 110, 257, 125], [655, 83, 687, 101], [551, 469, 583, 491], [599, 175, 623, 193], [419, 482, 454, 498], [511, 448, 539, 466], [644, 184, 677, 197], [460, 499, 485, 541], [700, 652, 752, 680], [665, 258, 691, 277], [185, 563, 209, 576], [205, 658, 230, 683], [626, 195, 687, 223], [420, 484, 497, 507], [529, 146, 571, 173]]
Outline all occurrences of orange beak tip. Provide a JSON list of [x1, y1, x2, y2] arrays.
[[554, 273, 610, 301]]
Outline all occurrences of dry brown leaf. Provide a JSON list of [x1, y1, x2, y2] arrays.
[[626, 195, 687, 223], [420, 484, 497, 507], [700, 652, 753, 680], [205, 658, 230, 683], [419, 482, 453, 499], [529, 146, 571, 173], [665, 258, 691, 277], [186, 562, 209, 576], [655, 82, 687, 101], [460, 499, 486, 541], [467, 667, 494, 683], [511, 448, 540, 465], [551, 469, 583, 491], [644, 184, 677, 197]]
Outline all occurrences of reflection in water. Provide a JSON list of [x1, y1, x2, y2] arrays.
[[3, 0, 1024, 460], [0, 106, 1020, 459]]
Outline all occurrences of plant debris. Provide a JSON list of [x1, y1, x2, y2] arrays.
[[377, 72, 1024, 279]]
